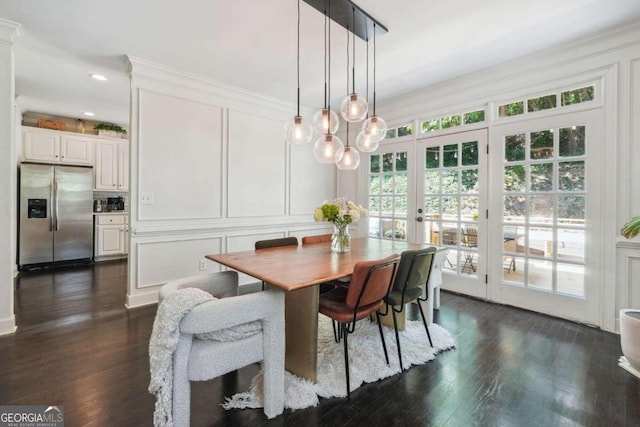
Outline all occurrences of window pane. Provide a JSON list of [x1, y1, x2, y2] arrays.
[[381, 218, 393, 239], [393, 220, 407, 240], [461, 196, 479, 221], [394, 173, 408, 194], [529, 227, 553, 258], [561, 86, 595, 106], [531, 163, 553, 192], [557, 263, 584, 297], [527, 94, 557, 112], [461, 141, 478, 165], [394, 196, 407, 216], [369, 218, 381, 237], [422, 119, 440, 132], [503, 256, 525, 284], [557, 195, 585, 225], [461, 169, 479, 193], [498, 101, 524, 118], [397, 125, 413, 137], [558, 161, 585, 191], [395, 152, 408, 171], [504, 195, 526, 219], [382, 175, 393, 194], [528, 259, 553, 290], [369, 197, 380, 216], [370, 155, 380, 173], [505, 134, 526, 162], [424, 196, 439, 217], [504, 165, 526, 192], [386, 128, 397, 139], [443, 144, 458, 167], [381, 197, 393, 215], [559, 126, 585, 157], [426, 147, 440, 169], [442, 170, 459, 194], [530, 130, 554, 159], [425, 171, 440, 194], [383, 153, 394, 172], [463, 110, 485, 124], [369, 175, 381, 195], [529, 196, 554, 224], [557, 229, 585, 264], [442, 196, 458, 220], [441, 115, 461, 129]]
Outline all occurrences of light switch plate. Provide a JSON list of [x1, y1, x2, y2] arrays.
[[140, 192, 153, 205]]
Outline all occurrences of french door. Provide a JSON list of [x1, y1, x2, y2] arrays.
[[363, 110, 602, 325]]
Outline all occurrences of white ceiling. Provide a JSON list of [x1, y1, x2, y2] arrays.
[[1, 0, 639, 126]]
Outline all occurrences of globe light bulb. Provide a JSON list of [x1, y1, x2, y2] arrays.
[[313, 134, 344, 164], [356, 130, 379, 152], [340, 93, 368, 122], [312, 108, 339, 134], [284, 116, 313, 145], [362, 115, 388, 142], [336, 146, 360, 170]]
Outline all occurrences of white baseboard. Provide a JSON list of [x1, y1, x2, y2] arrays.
[[125, 289, 159, 308], [0, 315, 17, 336]]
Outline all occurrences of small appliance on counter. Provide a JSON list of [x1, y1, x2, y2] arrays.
[[94, 196, 125, 212]]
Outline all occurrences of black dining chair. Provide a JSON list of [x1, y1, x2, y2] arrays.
[[319, 254, 400, 399], [255, 237, 298, 289], [382, 247, 437, 370]]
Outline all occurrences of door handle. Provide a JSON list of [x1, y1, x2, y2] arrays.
[[416, 217, 423, 222], [54, 179, 59, 231], [49, 180, 54, 232]]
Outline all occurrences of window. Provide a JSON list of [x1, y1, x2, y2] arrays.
[[498, 85, 595, 119], [421, 108, 485, 134], [368, 150, 408, 240]]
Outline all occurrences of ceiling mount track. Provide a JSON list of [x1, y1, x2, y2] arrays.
[[302, 0, 388, 41]]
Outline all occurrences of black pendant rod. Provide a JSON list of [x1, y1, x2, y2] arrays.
[[351, 6, 355, 94], [373, 22, 376, 117], [296, 0, 301, 116], [303, 0, 387, 41]]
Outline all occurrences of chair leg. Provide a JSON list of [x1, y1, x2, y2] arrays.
[[332, 320, 339, 343], [416, 300, 434, 348], [375, 312, 390, 365], [391, 309, 403, 370], [342, 323, 350, 399]]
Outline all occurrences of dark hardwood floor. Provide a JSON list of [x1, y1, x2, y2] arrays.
[[2, 260, 639, 426]]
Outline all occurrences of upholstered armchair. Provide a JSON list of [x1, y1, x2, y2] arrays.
[[157, 271, 285, 424]]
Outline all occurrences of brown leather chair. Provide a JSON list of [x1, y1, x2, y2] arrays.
[[319, 254, 400, 398], [301, 233, 332, 245], [255, 237, 298, 290]]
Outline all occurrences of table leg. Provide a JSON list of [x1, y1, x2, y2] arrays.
[[282, 285, 319, 383]]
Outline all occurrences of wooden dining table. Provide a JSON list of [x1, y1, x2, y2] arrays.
[[206, 237, 426, 382]]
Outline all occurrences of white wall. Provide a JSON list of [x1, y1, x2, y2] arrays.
[[0, 19, 21, 335], [338, 23, 640, 332], [126, 57, 336, 307]]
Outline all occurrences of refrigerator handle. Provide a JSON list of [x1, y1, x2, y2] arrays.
[[49, 180, 54, 232], [54, 179, 59, 231]]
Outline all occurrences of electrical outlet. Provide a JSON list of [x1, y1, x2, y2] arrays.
[[140, 192, 154, 205], [199, 259, 207, 271]]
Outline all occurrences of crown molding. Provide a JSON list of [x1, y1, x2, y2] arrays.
[[0, 18, 22, 45]]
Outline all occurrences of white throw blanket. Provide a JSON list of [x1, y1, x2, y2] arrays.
[[149, 287, 214, 427]]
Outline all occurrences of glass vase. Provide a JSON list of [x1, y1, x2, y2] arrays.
[[331, 223, 351, 253]]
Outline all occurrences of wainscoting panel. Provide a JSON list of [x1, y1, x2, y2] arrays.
[[227, 231, 287, 252], [227, 109, 286, 218], [137, 90, 223, 221]]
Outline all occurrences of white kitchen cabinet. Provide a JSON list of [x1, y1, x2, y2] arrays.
[[23, 128, 92, 165], [95, 214, 128, 258], [94, 140, 129, 191]]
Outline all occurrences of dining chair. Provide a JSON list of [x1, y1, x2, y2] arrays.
[[255, 237, 299, 289], [441, 227, 458, 269], [382, 247, 436, 370], [503, 225, 520, 272], [318, 254, 400, 399], [301, 233, 332, 245], [461, 226, 478, 273], [153, 271, 285, 423]]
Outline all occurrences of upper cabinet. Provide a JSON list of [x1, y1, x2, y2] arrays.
[[95, 140, 129, 191], [23, 128, 92, 165]]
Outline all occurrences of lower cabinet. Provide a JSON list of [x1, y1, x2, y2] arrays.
[[95, 214, 128, 259]]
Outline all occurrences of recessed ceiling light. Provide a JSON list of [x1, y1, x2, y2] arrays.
[[90, 73, 107, 81], [83, 112, 95, 117]]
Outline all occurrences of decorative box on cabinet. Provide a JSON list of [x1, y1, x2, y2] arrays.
[[23, 128, 93, 165], [94, 214, 128, 259], [94, 140, 129, 191]]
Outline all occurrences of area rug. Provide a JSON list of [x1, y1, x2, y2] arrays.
[[222, 314, 455, 411]]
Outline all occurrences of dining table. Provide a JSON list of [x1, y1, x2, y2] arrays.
[[206, 237, 430, 383]]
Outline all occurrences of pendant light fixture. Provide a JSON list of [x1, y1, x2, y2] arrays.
[[313, 5, 344, 164], [312, 9, 339, 136], [361, 22, 387, 143], [339, 7, 368, 123], [356, 35, 379, 153], [337, 26, 360, 170], [285, 0, 313, 145]]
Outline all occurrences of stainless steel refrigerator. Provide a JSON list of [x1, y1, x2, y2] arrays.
[[19, 163, 94, 268]]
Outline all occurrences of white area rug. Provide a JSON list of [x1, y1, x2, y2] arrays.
[[222, 314, 455, 411]]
